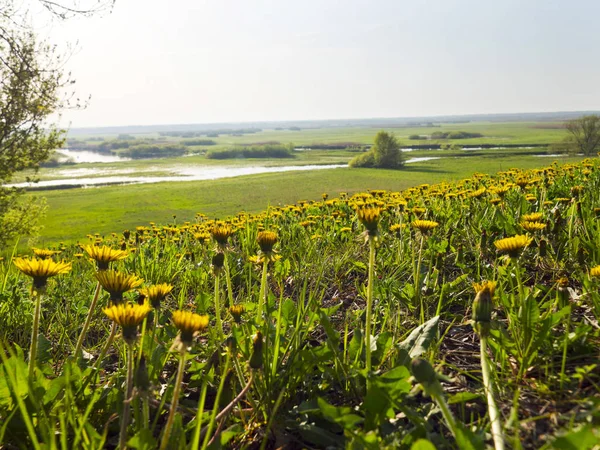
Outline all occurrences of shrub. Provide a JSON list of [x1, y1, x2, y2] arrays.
[[349, 150, 375, 168], [350, 131, 404, 169], [117, 144, 187, 159], [206, 144, 294, 159]]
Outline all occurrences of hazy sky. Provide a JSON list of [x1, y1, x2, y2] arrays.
[[37, 0, 600, 128]]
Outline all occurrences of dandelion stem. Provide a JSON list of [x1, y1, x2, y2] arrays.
[[416, 234, 426, 323], [481, 336, 505, 450], [223, 254, 235, 307], [74, 281, 101, 358], [160, 350, 186, 450], [431, 390, 461, 439], [559, 304, 572, 391], [118, 343, 135, 450], [214, 272, 224, 339], [365, 235, 376, 385], [257, 259, 269, 324], [28, 289, 43, 378]]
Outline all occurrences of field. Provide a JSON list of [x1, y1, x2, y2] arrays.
[[2, 155, 600, 449], [12, 120, 580, 246], [35, 151, 581, 246], [2, 121, 600, 449]]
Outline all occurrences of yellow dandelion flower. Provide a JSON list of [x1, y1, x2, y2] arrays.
[[210, 222, 234, 247], [248, 255, 262, 265], [82, 244, 128, 270], [412, 219, 439, 233], [96, 270, 144, 303], [32, 248, 61, 259], [172, 310, 210, 345], [411, 207, 426, 217], [139, 283, 173, 309], [469, 187, 486, 198], [590, 266, 600, 278], [257, 231, 278, 254], [356, 206, 381, 237], [13, 257, 71, 289], [229, 304, 245, 324], [390, 223, 404, 235], [520, 221, 546, 232], [522, 213, 543, 222], [103, 302, 152, 343], [494, 235, 532, 258]]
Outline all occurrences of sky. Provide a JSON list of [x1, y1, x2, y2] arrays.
[[32, 0, 600, 128]]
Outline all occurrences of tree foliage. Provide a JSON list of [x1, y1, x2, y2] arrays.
[[565, 115, 600, 156], [350, 131, 404, 169], [0, 0, 112, 247]]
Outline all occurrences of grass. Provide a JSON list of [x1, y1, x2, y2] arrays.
[[2, 156, 600, 449], [32, 152, 583, 246]]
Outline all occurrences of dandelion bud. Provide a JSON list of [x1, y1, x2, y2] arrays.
[[212, 252, 225, 276], [249, 331, 263, 369], [135, 355, 150, 392], [472, 282, 495, 337], [411, 358, 443, 397], [538, 238, 548, 258]]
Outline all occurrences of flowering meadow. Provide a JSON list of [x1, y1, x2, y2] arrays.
[[1, 158, 600, 449]]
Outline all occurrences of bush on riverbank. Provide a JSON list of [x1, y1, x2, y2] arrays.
[[116, 144, 187, 159], [206, 143, 294, 159], [350, 131, 404, 169]]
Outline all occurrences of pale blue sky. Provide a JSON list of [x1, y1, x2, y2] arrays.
[[40, 0, 600, 127]]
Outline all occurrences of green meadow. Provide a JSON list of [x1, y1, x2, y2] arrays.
[[35, 151, 581, 246]]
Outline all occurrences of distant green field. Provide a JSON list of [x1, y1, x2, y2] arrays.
[[199, 122, 567, 147], [31, 151, 582, 246], [68, 121, 568, 148]]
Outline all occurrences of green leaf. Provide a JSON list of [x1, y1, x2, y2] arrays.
[[280, 298, 297, 327], [397, 316, 439, 366], [372, 331, 392, 366], [297, 422, 343, 448], [0, 356, 29, 409], [127, 429, 157, 450], [319, 310, 340, 348], [549, 424, 600, 450], [348, 328, 363, 364], [375, 365, 411, 404], [520, 297, 540, 334], [411, 439, 437, 450], [36, 333, 53, 364], [448, 392, 482, 405], [454, 421, 484, 450], [195, 291, 211, 314], [362, 383, 392, 430], [317, 397, 364, 429]]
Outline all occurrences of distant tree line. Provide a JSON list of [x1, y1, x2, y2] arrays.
[[180, 139, 217, 146], [299, 142, 367, 150], [64, 138, 188, 159], [117, 144, 187, 159], [159, 128, 262, 138], [207, 144, 294, 159], [409, 131, 484, 140]]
